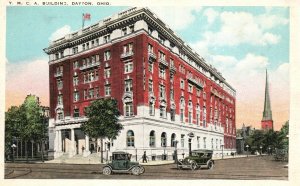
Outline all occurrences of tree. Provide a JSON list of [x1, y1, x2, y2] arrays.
[[81, 98, 123, 163], [5, 95, 47, 162]]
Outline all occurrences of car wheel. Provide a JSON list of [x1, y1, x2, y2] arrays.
[[208, 161, 214, 169], [131, 166, 141, 175], [139, 166, 145, 174], [103, 167, 112, 175], [191, 161, 198, 170]]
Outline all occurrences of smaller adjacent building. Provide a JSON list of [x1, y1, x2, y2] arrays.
[[236, 124, 255, 154]]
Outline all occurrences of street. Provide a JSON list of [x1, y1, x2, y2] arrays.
[[5, 156, 288, 180]]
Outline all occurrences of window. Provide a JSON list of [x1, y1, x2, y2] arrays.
[[181, 134, 185, 148], [211, 138, 214, 149], [57, 79, 63, 90], [203, 107, 207, 127], [197, 137, 200, 149], [55, 53, 59, 60], [82, 43, 86, 51], [188, 101, 193, 124], [149, 101, 155, 116], [124, 62, 133, 73], [88, 88, 94, 99], [95, 39, 99, 46], [196, 110, 200, 126], [73, 91, 79, 102], [196, 89, 201, 97], [170, 58, 174, 67], [161, 132, 167, 147], [57, 94, 63, 105], [216, 139, 218, 150], [104, 50, 111, 61], [60, 51, 64, 58], [148, 27, 153, 35], [73, 61, 79, 69], [180, 79, 185, 89], [124, 79, 133, 92], [203, 137, 206, 149], [148, 44, 153, 53], [159, 51, 165, 60], [159, 67, 166, 79], [95, 87, 99, 98], [158, 35, 165, 44], [149, 130, 155, 147], [104, 34, 110, 43], [105, 85, 111, 96], [159, 84, 165, 98], [159, 105, 166, 118], [129, 25, 134, 33], [170, 89, 174, 100], [73, 108, 79, 118], [57, 111, 64, 120], [73, 76, 78, 86], [188, 84, 193, 93], [180, 108, 184, 122], [170, 109, 175, 121], [127, 130, 134, 147], [56, 66, 63, 75], [125, 102, 133, 117], [171, 133, 176, 147], [104, 68, 111, 78], [72, 46, 78, 54], [148, 62, 153, 73], [148, 79, 153, 92], [86, 42, 89, 49], [123, 43, 133, 54], [122, 27, 127, 36]]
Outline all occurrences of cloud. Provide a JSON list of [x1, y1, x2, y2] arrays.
[[49, 25, 72, 41], [150, 6, 202, 30], [203, 8, 219, 24], [6, 58, 49, 110], [193, 10, 287, 48]]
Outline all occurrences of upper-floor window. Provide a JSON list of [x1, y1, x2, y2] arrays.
[[170, 58, 174, 67], [158, 35, 165, 45], [73, 91, 79, 102], [129, 25, 134, 33], [73, 108, 79, 118], [105, 85, 111, 96], [148, 79, 153, 92], [104, 50, 111, 61], [95, 87, 100, 98], [72, 46, 78, 54], [123, 43, 133, 54], [104, 68, 111, 78], [148, 27, 153, 35], [73, 76, 79, 86], [159, 67, 166, 79], [73, 61, 79, 69], [60, 51, 64, 58], [180, 79, 185, 89], [88, 88, 94, 99], [124, 79, 133, 92], [104, 34, 110, 43], [196, 89, 201, 97], [159, 51, 165, 60], [122, 27, 127, 36], [56, 65, 63, 75], [188, 84, 193, 93], [57, 94, 63, 105], [82, 43, 86, 51], [159, 84, 166, 98], [57, 79, 63, 90], [124, 102, 133, 117], [148, 62, 153, 73], [148, 44, 153, 53], [124, 62, 133, 73]]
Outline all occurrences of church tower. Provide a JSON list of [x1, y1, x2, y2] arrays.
[[261, 69, 273, 130]]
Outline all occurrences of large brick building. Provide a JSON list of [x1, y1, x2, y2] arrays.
[[44, 7, 236, 160]]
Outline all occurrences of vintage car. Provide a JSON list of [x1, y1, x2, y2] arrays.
[[177, 150, 214, 170], [102, 151, 145, 175]]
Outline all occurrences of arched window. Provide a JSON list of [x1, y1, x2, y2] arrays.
[[161, 132, 167, 147], [149, 130, 155, 147], [171, 133, 176, 147], [127, 130, 134, 147]]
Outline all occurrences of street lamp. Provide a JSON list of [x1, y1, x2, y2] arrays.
[[260, 146, 263, 156], [268, 147, 271, 155], [11, 144, 17, 163], [246, 145, 249, 157], [221, 144, 224, 159]]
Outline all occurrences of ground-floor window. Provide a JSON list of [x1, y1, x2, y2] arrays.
[[149, 130, 155, 147], [127, 130, 134, 147], [161, 132, 167, 147]]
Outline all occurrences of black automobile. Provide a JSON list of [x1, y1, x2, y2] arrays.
[[102, 151, 145, 175], [177, 149, 214, 170]]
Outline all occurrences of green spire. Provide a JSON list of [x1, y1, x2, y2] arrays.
[[262, 69, 272, 121]]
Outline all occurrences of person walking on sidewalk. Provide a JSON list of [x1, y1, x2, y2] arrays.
[[142, 151, 148, 163]]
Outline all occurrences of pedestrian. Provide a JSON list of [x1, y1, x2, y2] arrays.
[[142, 151, 148, 163], [81, 146, 85, 154]]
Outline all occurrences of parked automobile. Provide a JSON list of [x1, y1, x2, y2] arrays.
[[273, 149, 288, 161], [177, 149, 214, 170], [102, 151, 145, 175]]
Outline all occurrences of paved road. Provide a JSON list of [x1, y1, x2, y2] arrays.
[[5, 156, 288, 180]]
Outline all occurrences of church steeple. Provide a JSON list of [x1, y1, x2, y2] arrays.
[[261, 69, 273, 130]]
